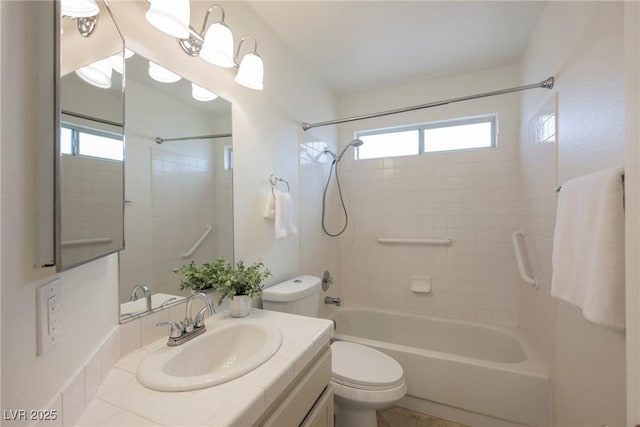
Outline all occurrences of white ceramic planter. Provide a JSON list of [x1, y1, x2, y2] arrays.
[[229, 295, 251, 318]]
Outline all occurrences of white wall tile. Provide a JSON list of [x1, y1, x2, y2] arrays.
[[83, 350, 102, 405], [119, 319, 141, 358], [100, 328, 120, 381], [61, 369, 85, 427]]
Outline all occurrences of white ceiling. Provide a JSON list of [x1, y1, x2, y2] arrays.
[[247, 1, 546, 94]]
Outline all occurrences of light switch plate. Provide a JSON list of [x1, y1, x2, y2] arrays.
[[37, 278, 62, 355]]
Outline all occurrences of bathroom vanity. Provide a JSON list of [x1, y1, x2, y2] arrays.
[[77, 309, 334, 426]]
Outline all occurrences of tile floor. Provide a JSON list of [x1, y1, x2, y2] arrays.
[[377, 407, 469, 427]]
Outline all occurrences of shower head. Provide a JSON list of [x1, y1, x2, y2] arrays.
[[336, 138, 364, 162]]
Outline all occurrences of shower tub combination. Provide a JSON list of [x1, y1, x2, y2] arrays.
[[331, 308, 551, 427]]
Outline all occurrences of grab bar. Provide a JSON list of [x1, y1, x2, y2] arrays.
[[181, 224, 213, 258], [376, 236, 454, 246], [512, 230, 537, 288], [61, 236, 112, 247]]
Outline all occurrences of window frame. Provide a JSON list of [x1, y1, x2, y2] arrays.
[[60, 122, 124, 161], [354, 114, 497, 160]]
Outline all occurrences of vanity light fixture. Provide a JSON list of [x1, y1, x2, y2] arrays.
[[234, 36, 264, 91], [180, 4, 234, 68], [145, 0, 191, 39], [61, 0, 100, 38], [61, 0, 99, 18], [143, 2, 264, 91], [191, 83, 219, 102], [75, 57, 113, 89], [148, 61, 182, 83]]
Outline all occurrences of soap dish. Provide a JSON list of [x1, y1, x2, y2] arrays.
[[410, 276, 431, 294]]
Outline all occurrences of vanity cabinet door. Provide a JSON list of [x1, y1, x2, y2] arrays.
[[262, 348, 331, 427], [301, 387, 334, 427]]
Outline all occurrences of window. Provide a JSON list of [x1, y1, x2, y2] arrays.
[[224, 145, 233, 170], [60, 124, 124, 161], [355, 115, 496, 160]]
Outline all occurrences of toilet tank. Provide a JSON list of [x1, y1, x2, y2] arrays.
[[261, 275, 321, 317]]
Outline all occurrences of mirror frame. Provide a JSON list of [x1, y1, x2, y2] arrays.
[[54, 0, 126, 272]]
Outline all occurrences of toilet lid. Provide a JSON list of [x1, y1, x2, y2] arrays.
[[331, 341, 404, 388]]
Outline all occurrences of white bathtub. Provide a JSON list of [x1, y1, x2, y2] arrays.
[[330, 307, 550, 427]]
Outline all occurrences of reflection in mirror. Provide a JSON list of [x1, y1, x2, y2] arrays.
[[119, 52, 233, 322], [58, 1, 125, 271]]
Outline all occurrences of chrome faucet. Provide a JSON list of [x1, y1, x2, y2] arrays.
[[130, 284, 152, 312], [184, 292, 215, 333], [157, 293, 214, 346]]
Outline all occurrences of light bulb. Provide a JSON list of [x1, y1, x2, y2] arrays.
[[199, 22, 234, 68], [235, 53, 264, 91], [191, 83, 219, 102], [148, 61, 181, 83], [75, 58, 113, 89], [145, 0, 190, 39], [62, 0, 99, 18]]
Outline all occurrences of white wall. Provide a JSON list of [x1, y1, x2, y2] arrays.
[[335, 65, 523, 327], [1, 1, 120, 422], [518, 2, 626, 425], [1, 0, 337, 421]]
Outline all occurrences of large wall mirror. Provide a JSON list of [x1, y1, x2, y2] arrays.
[[118, 52, 233, 321], [58, 1, 125, 271]]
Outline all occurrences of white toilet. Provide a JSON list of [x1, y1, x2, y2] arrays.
[[262, 276, 407, 427]]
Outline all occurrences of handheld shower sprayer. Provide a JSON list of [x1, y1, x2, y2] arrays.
[[323, 138, 363, 162], [321, 138, 364, 237]]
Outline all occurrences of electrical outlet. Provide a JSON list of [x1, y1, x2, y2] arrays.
[[37, 278, 62, 355]]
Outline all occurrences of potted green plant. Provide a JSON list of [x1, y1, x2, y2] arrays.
[[176, 258, 271, 317]]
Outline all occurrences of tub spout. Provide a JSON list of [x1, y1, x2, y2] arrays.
[[325, 296, 341, 306]]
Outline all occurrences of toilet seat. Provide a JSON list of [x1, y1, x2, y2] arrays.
[[331, 341, 405, 390]]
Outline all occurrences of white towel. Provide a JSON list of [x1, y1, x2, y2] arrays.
[[271, 190, 297, 240], [551, 166, 625, 330], [263, 192, 276, 220]]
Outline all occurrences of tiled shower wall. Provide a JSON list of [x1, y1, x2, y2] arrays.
[[337, 133, 522, 326], [335, 66, 524, 327], [298, 133, 341, 316]]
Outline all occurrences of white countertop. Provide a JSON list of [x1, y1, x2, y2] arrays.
[[77, 309, 333, 427]]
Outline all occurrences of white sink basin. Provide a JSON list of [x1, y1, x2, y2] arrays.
[[137, 318, 282, 392]]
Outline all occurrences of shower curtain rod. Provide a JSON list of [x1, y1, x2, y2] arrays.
[[302, 76, 555, 131], [155, 133, 232, 144]]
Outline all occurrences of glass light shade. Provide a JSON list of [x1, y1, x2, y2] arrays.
[[235, 53, 264, 91], [191, 83, 219, 102], [75, 58, 112, 89], [145, 0, 190, 39], [109, 48, 134, 74], [62, 0, 99, 17], [148, 61, 181, 83], [199, 23, 234, 68]]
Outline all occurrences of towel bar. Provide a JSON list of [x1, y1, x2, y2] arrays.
[[61, 236, 112, 247], [376, 236, 454, 246]]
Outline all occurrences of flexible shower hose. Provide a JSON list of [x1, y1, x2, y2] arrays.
[[321, 159, 349, 237]]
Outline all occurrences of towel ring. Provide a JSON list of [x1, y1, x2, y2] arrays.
[[269, 174, 290, 198]]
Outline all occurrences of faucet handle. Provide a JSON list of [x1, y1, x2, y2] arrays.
[[156, 321, 182, 338]]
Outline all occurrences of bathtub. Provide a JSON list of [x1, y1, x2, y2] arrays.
[[330, 307, 550, 427]]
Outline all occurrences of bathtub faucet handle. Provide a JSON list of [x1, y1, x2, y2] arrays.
[[325, 296, 341, 306]]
